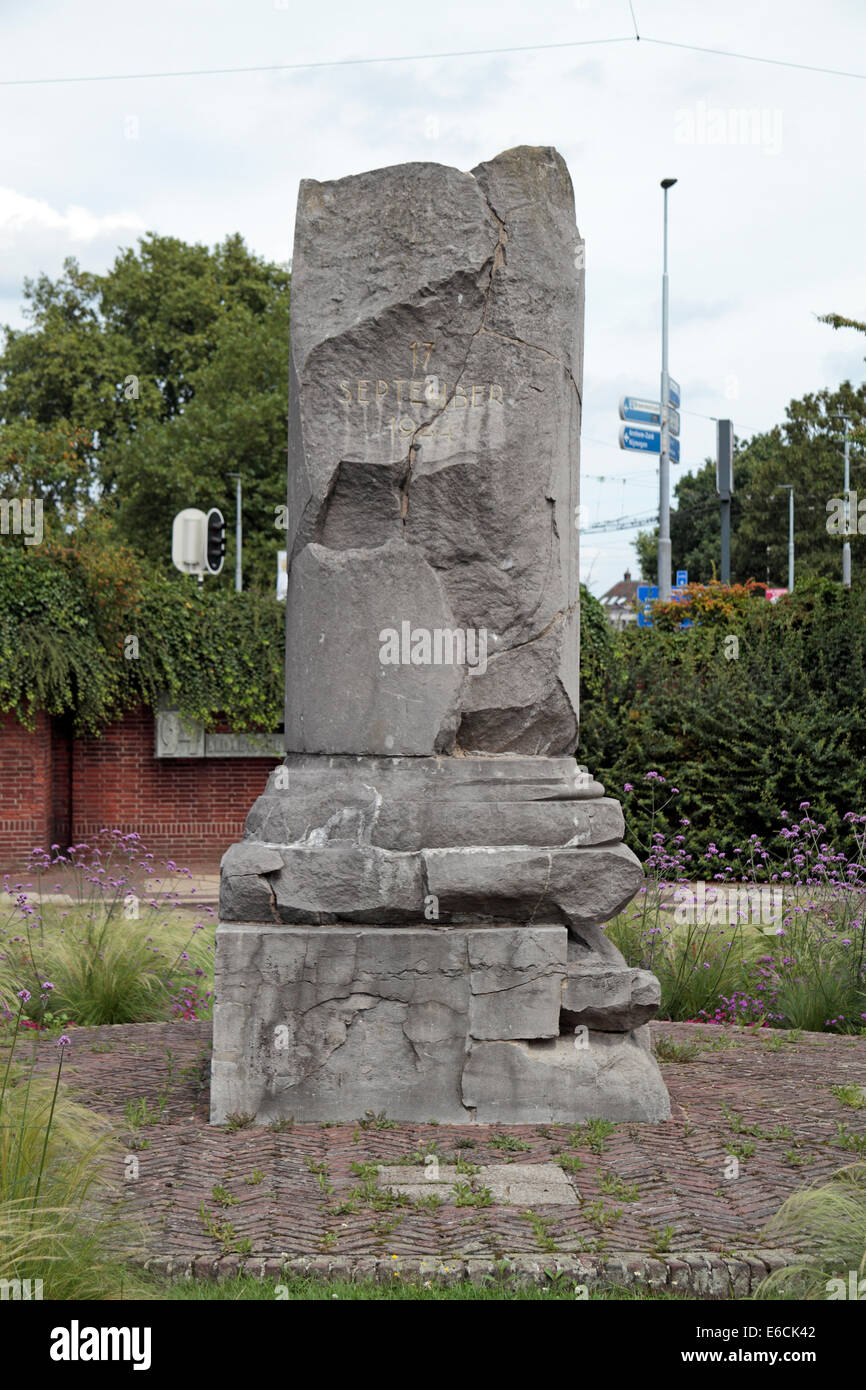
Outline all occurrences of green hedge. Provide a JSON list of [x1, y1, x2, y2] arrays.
[[579, 579, 866, 867], [0, 542, 284, 735]]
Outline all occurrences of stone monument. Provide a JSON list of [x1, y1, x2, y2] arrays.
[[210, 145, 670, 1125]]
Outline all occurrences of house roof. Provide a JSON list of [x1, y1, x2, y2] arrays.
[[600, 578, 640, 606]]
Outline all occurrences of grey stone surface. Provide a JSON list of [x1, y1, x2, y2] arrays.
[[462, 1033, 671, 1123], [246, 787, 623, 852], [220, 841, 426, 924], [377, 1163, 578, 1205], [220, 836, 641, 929], [285, 540, 463, 756], [561, 962, 662, 1031], [467, 925, 564, 1039], [211, 924, 570, 1123], [252, 752, 601, 804], [285, 146, 582, 756], [423, 843, 643, 927]]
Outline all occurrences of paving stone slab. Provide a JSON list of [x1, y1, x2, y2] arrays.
[[377, 1161, 578, 1205]]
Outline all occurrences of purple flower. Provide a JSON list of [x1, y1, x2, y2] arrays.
[[57, 1035, 72, 1049], [17, 989, 31, 1003]]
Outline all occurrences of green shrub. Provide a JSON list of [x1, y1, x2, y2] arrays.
[[580, 578, 866, 867], [0, 537, 283, 736]]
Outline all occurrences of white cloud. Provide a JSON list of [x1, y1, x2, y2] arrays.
[[0, 188, 143, 252]]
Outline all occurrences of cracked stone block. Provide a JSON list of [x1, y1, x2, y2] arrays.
[[424, 843, 643, 926], [561, 963, 662, 1031], [212, 925, 470, 1122], [220, 841, 425, 924], [285, 146, 581, 756], [462, 1033, 671, 1123], [211, 924, 567, 1123], [468, 923, 566, 1039]]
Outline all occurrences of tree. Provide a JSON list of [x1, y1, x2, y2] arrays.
[[0, 233, 290, 590]]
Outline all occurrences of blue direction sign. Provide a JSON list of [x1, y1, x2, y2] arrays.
[[676, 569, 688, 587], [619, 425, 680, 462], [620, 397, 680, 435], [638, 580, 692, 629], [619, 396, 660, 426], [668, 377, 681, 409], [620, 425, 660, 453], [637, 584, 657, 627]]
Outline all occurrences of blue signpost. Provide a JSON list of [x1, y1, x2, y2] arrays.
[[668, 378, 681, 409], [637, 584, 657, 627], [619, 396, 660, 426], [619, 425, 680, 462], [638, 577, 692, 629], [619, 397, 680, 436]]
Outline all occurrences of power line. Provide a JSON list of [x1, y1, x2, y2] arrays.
[[1, 30, 865, 88], [583, 510, 657, 534], [582, 491, 724, 534], [641, 35, 866, 82], [0, 35, 634, 87]]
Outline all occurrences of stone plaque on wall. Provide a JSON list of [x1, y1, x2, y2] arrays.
[[154, 705, 283, 759]]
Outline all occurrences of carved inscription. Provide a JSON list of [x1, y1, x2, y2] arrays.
[[337, 343, 505, 443]]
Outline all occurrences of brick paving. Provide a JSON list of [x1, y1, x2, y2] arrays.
[[22, 1018, 866, 1294]]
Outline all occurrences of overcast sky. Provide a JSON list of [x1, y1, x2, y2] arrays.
[[2, 0, 864, 594]]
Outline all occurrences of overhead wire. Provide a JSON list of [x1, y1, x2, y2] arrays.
[[0, 29, 863, 87]]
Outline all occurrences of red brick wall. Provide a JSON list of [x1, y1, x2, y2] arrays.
[[0, 709, 54, 865], [0, 706, 281, 871]]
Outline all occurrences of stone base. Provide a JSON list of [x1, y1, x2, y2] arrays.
[[210, 922, 670, 1125]]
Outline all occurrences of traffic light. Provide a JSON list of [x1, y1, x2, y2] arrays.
[[205, 508, 226, 575]]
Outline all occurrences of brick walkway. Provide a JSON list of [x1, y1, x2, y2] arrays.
[[25, 1019, 866, 1295]]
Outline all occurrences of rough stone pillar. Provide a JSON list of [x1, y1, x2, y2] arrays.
[[211, 146, 669, 1126]]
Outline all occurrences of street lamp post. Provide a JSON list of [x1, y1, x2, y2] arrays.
[[658, 177, 677, 602], [776, 485, 795, 591], [842, 417, 851, 588]]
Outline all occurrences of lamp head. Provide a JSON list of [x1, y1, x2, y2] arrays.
[[661, 178, 678, 190]]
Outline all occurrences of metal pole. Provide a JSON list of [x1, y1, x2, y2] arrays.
[[721, 496, 731, 585], [228, 472, 242, 593], [717, 419, 733, 585], [776, 485, 794, 591], [236, 475, 243, 593], [658, 179, 676, 601], [843, 417, 851, 588]]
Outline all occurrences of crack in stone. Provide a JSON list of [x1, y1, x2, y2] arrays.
[[479, 327, 583, 407], [399, 192, 507, 533], [399, 249, 500, 533], [262, 872, 282, 924], [470, 970, 561, 997], [482, 600, 578, 664]]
